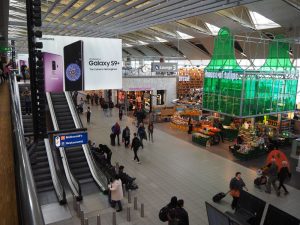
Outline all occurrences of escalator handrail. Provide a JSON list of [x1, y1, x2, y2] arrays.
[[46, 92, 82, 199], [9, 75, 45, 225], [65, 92, 108, 191], [44, 138, 66, 204]]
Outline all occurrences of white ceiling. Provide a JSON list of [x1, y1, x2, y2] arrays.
[[7, 0, 300, 61]]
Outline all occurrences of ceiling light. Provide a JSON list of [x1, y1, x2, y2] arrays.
[[205, 23, 220, 35], [241, 52, 247, 57], [155, 37, 167, 42], [249, 11, 281, 30], [139, 41, 148, 45], [176, 31, 194, 39]]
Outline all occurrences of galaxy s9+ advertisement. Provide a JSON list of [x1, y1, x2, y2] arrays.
[[39, 35, 122, 92]]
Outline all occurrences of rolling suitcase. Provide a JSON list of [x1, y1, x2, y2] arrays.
[[212, 191, 228, 203]]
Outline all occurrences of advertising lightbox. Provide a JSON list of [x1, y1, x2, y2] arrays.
[[39, 35, 122, 92]]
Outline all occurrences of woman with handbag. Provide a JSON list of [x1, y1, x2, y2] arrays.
[[229, 172, 248, 210]]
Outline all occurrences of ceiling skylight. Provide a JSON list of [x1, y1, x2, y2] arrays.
[[176, 31, 194, 39], [156, 37, 167, 42], [124, 43, 133, 47], [249, 11, 281, 30], [205, 23, 220, 35], [139, 41, 148, 45]]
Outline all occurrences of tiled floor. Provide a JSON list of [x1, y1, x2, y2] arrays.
[[49, 105, 300, 225]]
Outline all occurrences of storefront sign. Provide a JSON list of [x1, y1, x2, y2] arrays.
[[128, 87, 152, 91], [54, 132, 88, 148], [178, 76, 190, 82], [205, 71, 240, 80], [151, 63, 178, 73], [0, 47, 11, 52]]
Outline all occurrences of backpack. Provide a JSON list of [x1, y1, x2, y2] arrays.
[[159, 206, 169, 222]]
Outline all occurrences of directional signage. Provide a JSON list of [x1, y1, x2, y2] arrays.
[[0, 47, 11, 53], [54, 132, 88, 148], [151, 62, 178, 73]]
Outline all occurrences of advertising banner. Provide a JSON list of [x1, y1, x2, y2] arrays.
[[39, 35, 122, 92], [151, 62, 178, 73], [54, 132, 88, 148]]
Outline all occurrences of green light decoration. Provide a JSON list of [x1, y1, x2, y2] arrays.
[[205, 27, 243, 73], [260, 35, 296, 73], [203, 28, 298, 118]]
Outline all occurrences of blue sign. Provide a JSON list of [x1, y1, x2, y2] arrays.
[[54, 132, 88, 148]]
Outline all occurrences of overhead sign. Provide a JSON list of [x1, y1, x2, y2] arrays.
[[0, 47, 11, 52], [151, 63, 178, 73], [54, 132, 88, 148], [39, 35, 122, 92]]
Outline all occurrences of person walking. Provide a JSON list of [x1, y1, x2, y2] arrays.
[[265, 157, 280, 195], [176, 199, 189, 225], [91, 93, 94, 105], [137, 123, 146, 148], [122, 126, 131, 148], [112, 122, 121, 146], [148, 122, 154, 142], [131, 133, 141, 164], [278, 161, 291, 196], [86, 106, 91, 124], [21, 64, 27, 83], [229, 172, 248, 210], [109, 101, 114, 117], [22, 87, 31, 115], [119, 107, 123, 121], [109, 175, 123, 212], [86, 93, 91, 104]]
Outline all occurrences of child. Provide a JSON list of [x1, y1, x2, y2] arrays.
[[86, 106, 91, 123]]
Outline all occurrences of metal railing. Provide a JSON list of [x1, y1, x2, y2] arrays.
[[9, 74, 45, 225], [44, 138, 66, 204], [65, 91, 108, 191], [46, 92, 82, 200]]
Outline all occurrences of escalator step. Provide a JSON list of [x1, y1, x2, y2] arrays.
[[31, 161, 50, 169], [34, 173, 52, 182], [69, 161, 89, 169], [71, 167, 91, 176], [37, 185, 54, 193], [32, 167, 50, 176]]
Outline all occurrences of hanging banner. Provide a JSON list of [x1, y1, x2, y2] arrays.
[[151, 62, 178, 73], [39, 35, 122, 92]]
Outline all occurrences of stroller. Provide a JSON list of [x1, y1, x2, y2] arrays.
[[254, 168, 268, 189]]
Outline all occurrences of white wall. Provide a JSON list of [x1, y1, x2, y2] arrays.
[[122, 77, 177, 106]]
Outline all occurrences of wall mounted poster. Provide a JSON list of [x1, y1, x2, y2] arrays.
[[39, 35, 122, 92]]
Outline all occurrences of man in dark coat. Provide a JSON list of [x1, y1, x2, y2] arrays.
[[122, 126, 130, 148], [100, 144, 112, 165], [278, 161, 291, 195], [229, 172, 248, 210], [176, 199, 189, 225], [131, 133, 141, 164]]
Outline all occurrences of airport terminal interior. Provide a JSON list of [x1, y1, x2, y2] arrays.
[[1, 0, 300, 225]]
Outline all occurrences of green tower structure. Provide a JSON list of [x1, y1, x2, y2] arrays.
[[203, 28, 298, 117]]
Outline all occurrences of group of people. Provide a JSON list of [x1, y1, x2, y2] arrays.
[[162, 196, 189, 225], [110, 121, 154, 164], [229, 158, 291, 210]]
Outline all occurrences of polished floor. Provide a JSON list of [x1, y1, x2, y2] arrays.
[[0, 83, 19, 225], [50, 104, 300, 225]]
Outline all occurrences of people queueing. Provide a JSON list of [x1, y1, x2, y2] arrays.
[[137, 123, 146, 148], [112, 122, 121, 146], [131, 133, 141, 164], [109, 174, 123, 212], [278, 161, 291, 196], [86, 106, 91, 124], [148, 122, 154, 142], [119, 107, 123, 121], [22, 87, 31, 115], [265, 157, 280, 196], [229, 172, 248, 210], [122, 126, 131, 148]]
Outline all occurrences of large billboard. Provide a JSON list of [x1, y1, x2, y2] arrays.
[[39, 35, 122, 92]]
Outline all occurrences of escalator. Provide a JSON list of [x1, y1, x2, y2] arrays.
[[50, 93, 101, 195], [18, 84, 33, 135], [17, 84, 65, 205]]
